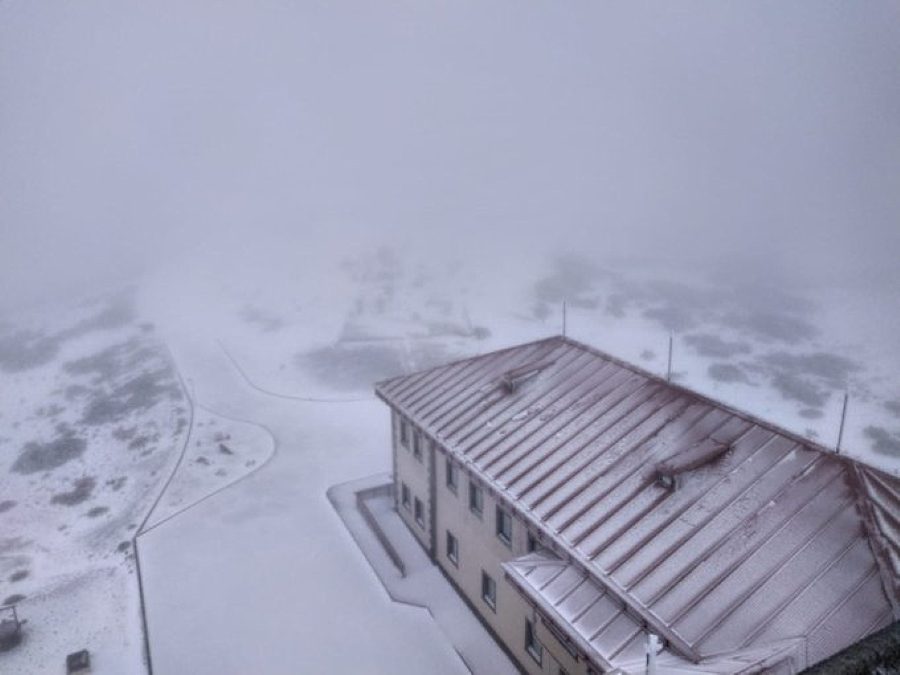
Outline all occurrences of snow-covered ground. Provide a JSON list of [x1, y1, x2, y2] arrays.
[[4, 242, 898, 674], [0, 294, 274, 673], [146, 246, 900, 473], [132, 244, 899, 673], [0, 293, 188, 673], [137, 358, 467, 674]]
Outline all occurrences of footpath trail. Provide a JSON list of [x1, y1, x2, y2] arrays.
[[138, 334, 467, 674]]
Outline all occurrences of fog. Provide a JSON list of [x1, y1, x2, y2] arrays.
[[1, 1, 899, 308], [3, 5, 900, 669]]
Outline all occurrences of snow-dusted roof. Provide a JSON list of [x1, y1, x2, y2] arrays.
[[503, 552, 805, 674], [375, 336, 900, 670]]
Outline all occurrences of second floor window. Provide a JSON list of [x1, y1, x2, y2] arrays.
[[446, 458, 458, 494], [496, 506, 512, 546], [413, 432, 423, 461], [469, 480, 483, 517]]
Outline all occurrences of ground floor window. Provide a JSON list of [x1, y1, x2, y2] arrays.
[[446, 531, 459, 566], [414, 496, 425, 527], [481, 570, 496, 610], [525, 618, 543, 665], [401, 482, 410, 510]]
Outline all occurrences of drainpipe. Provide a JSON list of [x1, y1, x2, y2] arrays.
[[646, 634, 661, 675], [428, 440, 437, 559]]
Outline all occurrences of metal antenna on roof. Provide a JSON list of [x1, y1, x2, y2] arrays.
[[562, 300, 567, 337], [666, 335, 673, 382], [836, 391, 849, 454]]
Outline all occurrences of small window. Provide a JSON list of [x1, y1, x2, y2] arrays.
[[469, 480, 483, 517], [481, 571, 496, 610], [446, 458, 459, 494], [413, 432, 423, 462], [545, 618, 580, 660], [496, 506, 512, 546], [401, 483, 410, 510], [527, 531, 547, 554], [525, 619, 543, 664], [446, 531, 459, 566], [414, 497, 425, 528], [399, 419, 410, 448]]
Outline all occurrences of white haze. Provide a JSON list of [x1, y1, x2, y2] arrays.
[[1, 0, 899, 311]]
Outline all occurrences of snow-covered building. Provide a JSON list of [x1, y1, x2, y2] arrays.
[[375, 336, 900, 674]]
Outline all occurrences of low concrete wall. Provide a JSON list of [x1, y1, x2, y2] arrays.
[[356, 484, 406, 576]]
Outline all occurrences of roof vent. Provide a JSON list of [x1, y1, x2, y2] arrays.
[[654, 439, 730, 490], [500, 358, 556, 394]]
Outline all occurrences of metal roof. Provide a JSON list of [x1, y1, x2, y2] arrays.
[[376, 336, 900, 670], [504, 552, 806, 674]]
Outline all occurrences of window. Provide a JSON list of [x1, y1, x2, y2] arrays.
[[496, 506, 512, 546], [446, 458, 459, 494], [446, 531, 459, 566], [414, 497, 425, 528], [413, 432, 423, 461], [481, 571, 496, 610], [469, 480, 483, 517], [527, 531, 547, 554], [401, 482, 410, 510], [544, 618, 580, 660], [525, 619, 543, 664], [400, 419, 410, 448]]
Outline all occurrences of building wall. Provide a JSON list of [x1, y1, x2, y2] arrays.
[[432, 446, 587, 675], [390, 405, 592, 675], [392, 410, 433, 553]]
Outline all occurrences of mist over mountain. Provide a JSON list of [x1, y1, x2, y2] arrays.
[[1, 1, 898, 312]]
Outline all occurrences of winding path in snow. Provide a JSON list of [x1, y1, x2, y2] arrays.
[[137, 333, 468, 674]]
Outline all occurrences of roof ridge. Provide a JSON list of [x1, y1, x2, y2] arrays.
[[374, 334, 563, 391], [846, 463, 900, 619], [557, 334, 899, 477]]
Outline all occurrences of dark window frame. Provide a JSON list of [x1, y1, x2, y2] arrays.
[[414, 496, 425, 528], [469, 480, 483, 518], [525, 618, 543, 664], [446, 458, 458, 494], [481, 570, 496, 610], [399, 418, 410, 448], [446, 530, 459, 566], [401, 482, 410, 510], [496, 505, 512, 546]]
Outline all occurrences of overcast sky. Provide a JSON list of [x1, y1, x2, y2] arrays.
[[1, 1, 898, 310]]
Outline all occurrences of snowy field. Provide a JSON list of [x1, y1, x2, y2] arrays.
[[2, 244, 899, 674], [0, 293, 187, 673], [1, 2, 898, 673]]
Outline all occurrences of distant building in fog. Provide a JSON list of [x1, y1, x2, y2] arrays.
[[376, 336, 900, 675]]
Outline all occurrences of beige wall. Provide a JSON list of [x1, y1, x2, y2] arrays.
[[392, 410, 433, 553], [390, 405, 592, 675], [432, 445, 587, 675]]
